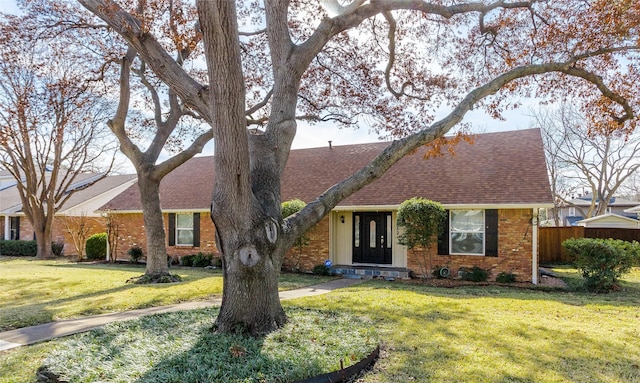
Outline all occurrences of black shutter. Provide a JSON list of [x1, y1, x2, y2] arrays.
[[168, 213, 176, 246], [437, 210, 450, 255], [193, 213, 200, 247], [485, 209, 498, 257], [10, 217, 20, 240]]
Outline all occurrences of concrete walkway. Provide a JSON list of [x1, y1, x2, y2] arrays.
[[0, 278, 364, 352]]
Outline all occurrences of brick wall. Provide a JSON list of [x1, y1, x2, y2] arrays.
[[406, 208, 534, 282], [282, 216, 330, 272]]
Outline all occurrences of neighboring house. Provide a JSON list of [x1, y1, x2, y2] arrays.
[[100, 128, 553, 283], [576, 214, 640, 229], [558, 194, 640, 226], [0, 172, 137, 255], [625, 205, 640, 219]]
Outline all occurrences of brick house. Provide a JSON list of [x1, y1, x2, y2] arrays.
[[100, 128, 552, 283], [0, 171, 137, 254]]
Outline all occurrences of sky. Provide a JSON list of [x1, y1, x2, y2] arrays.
[[1, 0, 536, 172]]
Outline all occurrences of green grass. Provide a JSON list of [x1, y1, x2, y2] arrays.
[[38, 307, 378, 383], [2, 260, 639, 383], [0, 256, 336, 331]]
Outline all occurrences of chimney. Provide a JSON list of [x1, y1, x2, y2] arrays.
[[328, 140, 332, 149]]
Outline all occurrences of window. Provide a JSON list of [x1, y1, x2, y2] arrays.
[[450, 210, 484, 255], [438, 209, 498, 257], [168, 213, 200, 247], [176, 213, 194, 246], [10, 216, 20, 240]]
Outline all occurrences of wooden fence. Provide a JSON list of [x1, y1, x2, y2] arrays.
[[538, 227, 640, 264]]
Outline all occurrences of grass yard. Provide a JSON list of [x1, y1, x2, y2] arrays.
[[1, 261, 639, 382], [0, 256, 336, 331]]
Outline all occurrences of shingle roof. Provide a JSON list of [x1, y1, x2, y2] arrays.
[[101, 128, 552, 211]]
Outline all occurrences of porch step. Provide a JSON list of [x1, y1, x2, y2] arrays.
[[330, 265, 410, 280]]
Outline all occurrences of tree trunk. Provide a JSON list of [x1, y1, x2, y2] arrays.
[[34, 218, 53, 259], [215, 242, 286, 335], [138, 177, 170, 276]]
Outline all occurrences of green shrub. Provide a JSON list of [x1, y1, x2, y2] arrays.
[[128, 246, 144, 264], [85, 233, 107, 260], [52, 241, 64, 256], [562, 238, 638, 293], [212, 257, 223, 268], [312, 264, 331, 276], [460, 266, 488, 282], [496, 271, 516, 283], [192, 252, 213, 268], [180, 254, 195, 267], [0, 240, 37, 256]]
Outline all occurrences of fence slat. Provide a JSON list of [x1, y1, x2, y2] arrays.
[[538, 227, 640, 264]]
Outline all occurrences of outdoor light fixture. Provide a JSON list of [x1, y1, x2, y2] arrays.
[[340, 215, 345, 223]]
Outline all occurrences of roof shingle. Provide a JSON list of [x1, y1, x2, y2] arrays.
[[101, 128, 552, 211]]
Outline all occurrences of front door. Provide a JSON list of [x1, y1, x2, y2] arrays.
[[352, 212, 392, 264]]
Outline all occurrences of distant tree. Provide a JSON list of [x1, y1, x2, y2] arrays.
[[76, 0, 640, 335], [63, 213, 98, 261], [0, 14, 117, 258], [534, 103, 640, 220], [397, 198, 446, 277]]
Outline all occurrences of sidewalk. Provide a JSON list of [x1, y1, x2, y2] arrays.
[[0, 278, 364, 352]]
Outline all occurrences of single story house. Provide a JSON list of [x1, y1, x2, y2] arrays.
[[100, 128, 553, 283], [0, 171, 137, 252], [558, 194, 640, 226]]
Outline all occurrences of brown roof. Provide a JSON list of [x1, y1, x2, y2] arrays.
[[101, 128, 552, 211]]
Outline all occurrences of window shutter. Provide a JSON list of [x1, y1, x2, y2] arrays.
[[168, 213, 176, 246], [485, 209, 498, 257], [437, 210, 450, 255], [193, 213, 200, 247]]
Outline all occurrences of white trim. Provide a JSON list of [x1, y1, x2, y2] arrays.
[[96, 208, 209, 214]]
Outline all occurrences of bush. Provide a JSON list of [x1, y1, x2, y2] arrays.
[[85, 233, 107, 260], [460, 266, 488, 282], [496, 271, 517, 283], [212, 257, 223, 268], [193, 252, 213, 267], [52, 241, 64, 256], [0, 240, 37, 256], [180, 254, 195, 267], [562, 238, 638, 293], [180, 253, 214, 267], [312, 264, 331, 275], [128, 246, 144, 264]]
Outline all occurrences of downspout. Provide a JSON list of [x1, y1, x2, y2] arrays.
[[531, 208, 539, 285]]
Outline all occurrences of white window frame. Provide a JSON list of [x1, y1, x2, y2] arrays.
[[175, 213, 194, 246], [450, 209, 485, 256]]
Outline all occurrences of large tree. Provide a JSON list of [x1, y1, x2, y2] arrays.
[[0, 13, 117, 258], [76, 0, 639, 334], [535, 103, 640, 221]]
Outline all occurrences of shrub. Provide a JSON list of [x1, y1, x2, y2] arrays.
[[0, 240, 37, 256], [212, 257, 223, 268], [128, 246, 144, 264], [460, 266, 488, 282], [496, 271, 517, 283], [562, 238, 638, 293], [52, 241, 64, 257], [180, 254, 195, 267], [85, 233, 107, 260], [312, 264, 331, 276], [192, 252, 213, 267]]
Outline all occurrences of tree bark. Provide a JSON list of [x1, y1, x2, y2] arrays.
[[138, 176, 170, 276]]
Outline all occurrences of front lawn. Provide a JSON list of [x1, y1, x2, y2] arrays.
[[0, 256, 336, 331], [1, 262, 639, 382]]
